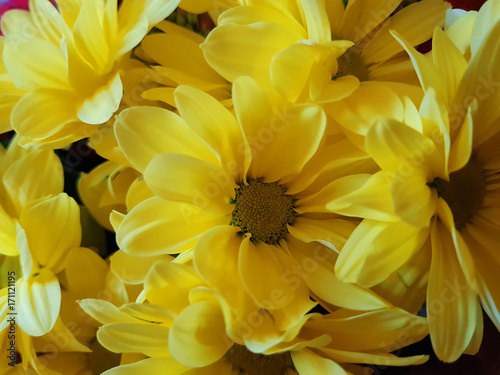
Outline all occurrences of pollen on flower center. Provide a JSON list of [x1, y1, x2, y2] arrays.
[[334, 47, 369, 82], [229, 179, 297, 245], [225, 344, 295, 375], [430, 156, 486, 230]]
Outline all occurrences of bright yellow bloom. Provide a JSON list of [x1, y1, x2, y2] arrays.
[[81, 260, 429, 375], [332, 23, 500, 362], [0, 0, 180, 149], [113, 76, 386, 316], [201, 0, 448, 108]]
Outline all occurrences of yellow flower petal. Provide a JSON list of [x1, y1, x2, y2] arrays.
[[117, 197, 227, 256], [110, 250, 173, 285], [305, 172, 396, 221], [366, 118, 440, 180], [65, 247, 108, 299], [288, 216, 357, 252], [98, 323, 171, 357], [101, 357, 188, 375], [362, 0, 450, 64], [194, 226, 242, 295], [145, 154, 234, 215], [17, 268, 60, 336], [286, 236, 390, 311], [79, 299, 139, 325], [319, 347, 428, 367], [11, 89, 80, 147], [292, 348, 347, 375], [201, 22, 300, 88], [235, 81, 326, 182], [305, 308, 427, 352], [340, 0, 400, 42], [3, 35, 69, 91], [142, 32, 222, 83], [0, 205, 18, 256], [21, 193, 81, 273], [301, 0, 331, 44], [391, 172, 437, 228], [427, 218, 479, 362], [3, 148, 63, 213], [114, 106, 216, 173], [169, 301, 229, 367], [336, 220, 429, 287], [174, 85, 244, 177], [271, 43, 322, 103], [239, 237, 304, 309], [76, 73, 122, 125]]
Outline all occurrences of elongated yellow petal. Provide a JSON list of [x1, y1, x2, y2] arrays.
[[308, 172, 396, 221], [362, 0, 450, 64], [286, 235, 390, 311], [271, 43, 321, 103], [194, 226, 242, 295], [110, 250, 173, 285], [117, 197, 227, 256], [239, 237, 305, 309], [3, 36, 69, 91], [17, 268, 60, 336], [65, 247, 108, 299], [169, 301, 229, 367], [21, 193, 81, 273], [305, 308, 427, 352], [366, 118, 440, 181], [336, 220, 429, 287], [76, 73, 122, 125], [3, 149, 63, 213], [174, 85, 244, 176], [12, 89, 80, 147], [427, 218, 479, 362], [319, 347, 427, 367], [145, 154, 235, 215], [98, 322, 171, 357], [102, 357, 189, 375], [142, 32, 222, 83], [115, 106, 216, 173], [202, 22, 300, 88], [341, 0, 401, 42], [292, 348, 348, 375], [236, 86, 326, 182], [288, 216, 357, 252]]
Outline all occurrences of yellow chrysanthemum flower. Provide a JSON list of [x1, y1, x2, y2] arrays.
[[0, 0, 180, 149], [80, 260, 429, 375], [113, 76, 389, 316], [201, 0, 449, 107], [331, 23, 500, 362]]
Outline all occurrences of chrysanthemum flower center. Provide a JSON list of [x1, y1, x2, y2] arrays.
[[230, 179, 296, 245], [430, 156, 486, 230], [225, 344, 294, 375], [334, 47, 369, 81]]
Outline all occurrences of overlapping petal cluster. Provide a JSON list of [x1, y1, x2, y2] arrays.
[[0, 0, 499, 374]]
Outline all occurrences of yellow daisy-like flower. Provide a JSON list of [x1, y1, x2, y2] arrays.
[[80, 260, 429, 375], [113, 76, 386, 315], [332, 23, 500, 362], [0, 0, 180, 149], [201, 0, 449, 106]]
